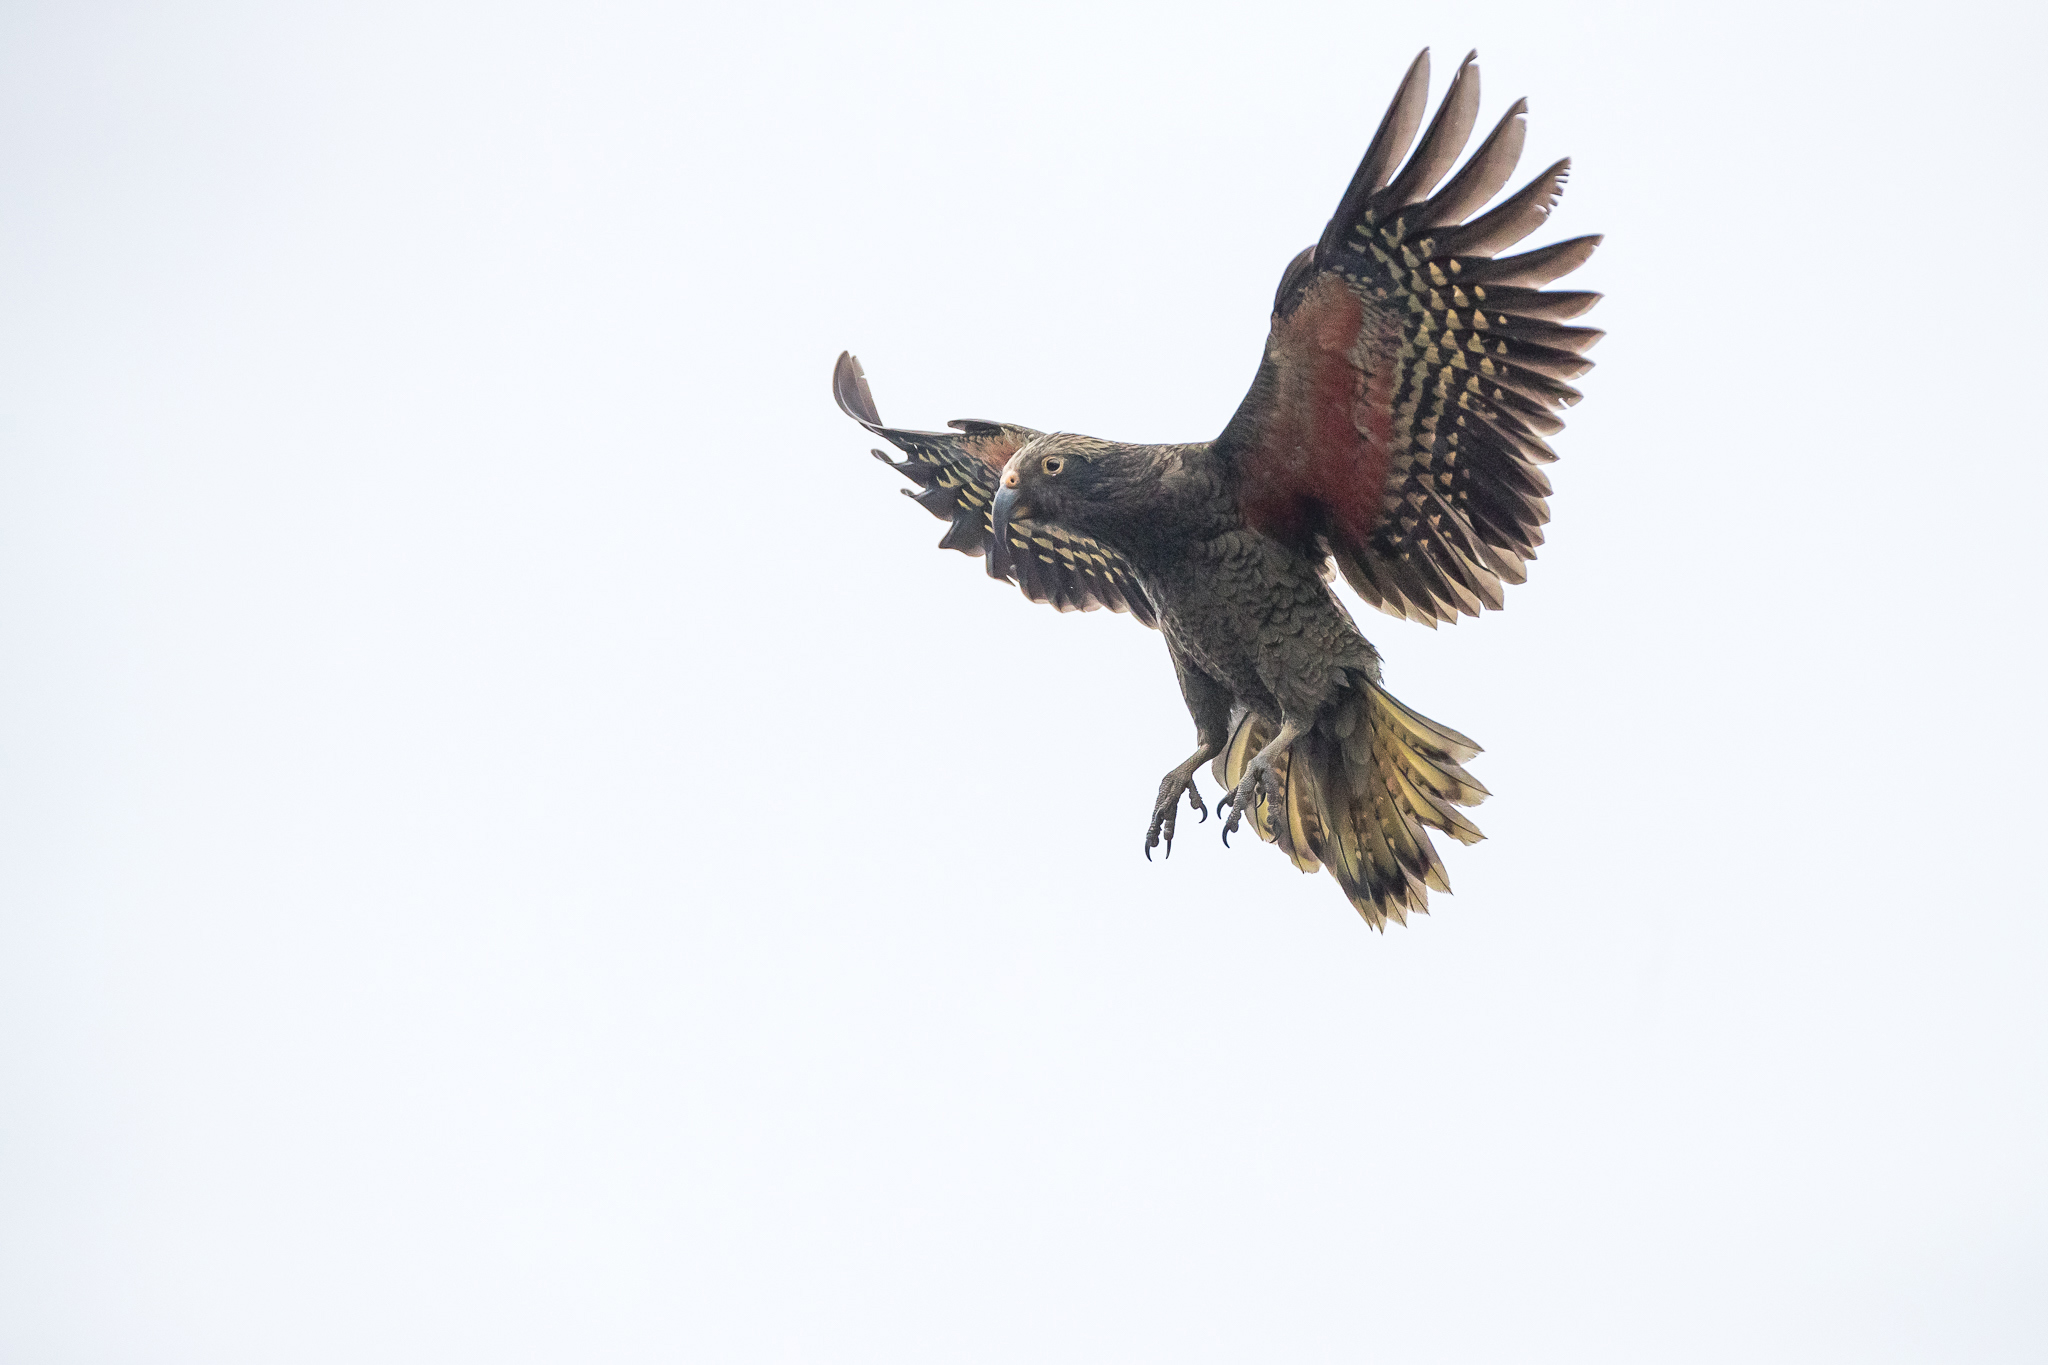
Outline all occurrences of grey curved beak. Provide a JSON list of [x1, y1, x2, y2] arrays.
[[989, 483, 1031, 580], [991, 482, 1030, 545]]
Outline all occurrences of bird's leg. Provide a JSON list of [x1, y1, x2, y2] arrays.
[[1144, 744, 1214, 861], [1221, 720, 1305, 845], [1148, 652, 1231, 862]]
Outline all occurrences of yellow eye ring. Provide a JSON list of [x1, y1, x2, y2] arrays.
[[1042, 455, 1065, 475]]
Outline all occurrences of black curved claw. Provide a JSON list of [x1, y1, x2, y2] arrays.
[[1219, 782, 1253, 847]]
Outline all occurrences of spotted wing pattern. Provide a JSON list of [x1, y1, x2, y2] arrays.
[[833, 352, 1157, 624], [1215, 50, 1603, 626]]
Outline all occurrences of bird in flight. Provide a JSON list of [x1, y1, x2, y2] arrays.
[[834, 50, 1600, 928]]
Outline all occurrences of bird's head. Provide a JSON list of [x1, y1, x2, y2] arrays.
[[990, 433, 1126, 546]]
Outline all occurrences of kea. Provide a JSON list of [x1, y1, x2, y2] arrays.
[[833, 50, 1601, 928]]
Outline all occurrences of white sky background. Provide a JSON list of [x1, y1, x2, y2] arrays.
[[2, 0, 2044, 1360]]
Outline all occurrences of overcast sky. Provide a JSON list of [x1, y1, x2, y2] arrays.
[[3, 1, 2044, 1361]]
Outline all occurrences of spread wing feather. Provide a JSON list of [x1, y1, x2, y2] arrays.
[[1216, 50, 1603, 626], [832, 352, 1157, 624]]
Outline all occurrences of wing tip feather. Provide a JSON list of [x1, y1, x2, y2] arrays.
[[832, 350, 884, 429]]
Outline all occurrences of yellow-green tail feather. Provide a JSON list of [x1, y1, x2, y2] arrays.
[[1214, 681, 1487, 929]]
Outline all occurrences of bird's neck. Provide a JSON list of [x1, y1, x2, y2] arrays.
[[1064, 443, 1234, 573]]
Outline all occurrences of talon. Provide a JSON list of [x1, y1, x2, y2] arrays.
[[1147, 764, 1206, 863], [1145, 803, 1177, 862], [1220, 760, 1268, 849], [1261, 768, 1288, 851]]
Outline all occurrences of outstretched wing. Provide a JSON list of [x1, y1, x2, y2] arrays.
[[832, 352, 1157, 624], [1214, 50, 1603, 626]]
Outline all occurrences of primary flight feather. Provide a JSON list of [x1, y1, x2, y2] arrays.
[[834, 49, 1600, 928]]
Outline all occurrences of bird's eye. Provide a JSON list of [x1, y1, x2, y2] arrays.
[[1042, 455, 1065, 475]]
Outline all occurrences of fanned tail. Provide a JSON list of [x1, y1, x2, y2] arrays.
[[1212, 682, 1487, 929]]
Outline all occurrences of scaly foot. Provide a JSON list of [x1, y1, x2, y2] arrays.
[[1144, 769, 1208, 860], [1220, 755, 1286, 847]]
